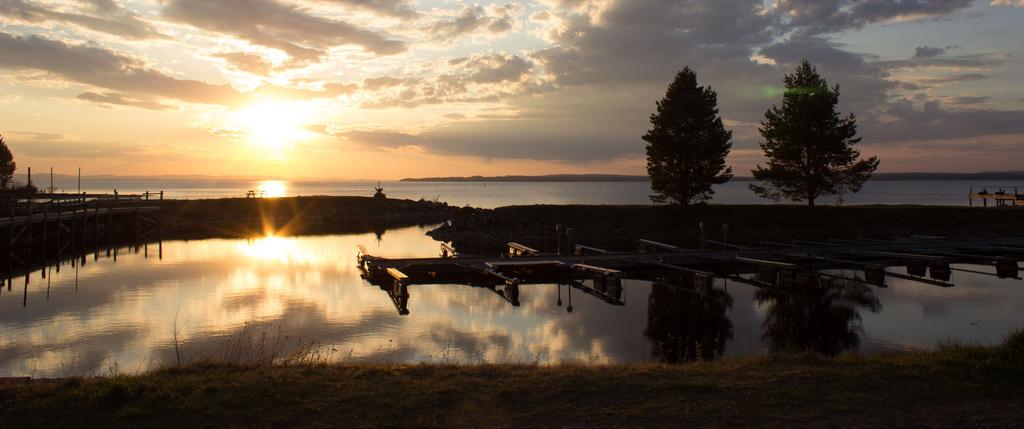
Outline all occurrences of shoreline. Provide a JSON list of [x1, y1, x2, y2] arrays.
[[151, 196, 1024, 242], [2, 332, 1021, 428], [157, 196, 454, 241], [427, 203, 1024, 255]]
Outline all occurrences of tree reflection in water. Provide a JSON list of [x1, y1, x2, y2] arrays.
[[644, 277, 733, 363], [754, 272, 882, 356]]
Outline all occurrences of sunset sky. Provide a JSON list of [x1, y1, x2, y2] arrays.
[[1, 0, 1023, 179]]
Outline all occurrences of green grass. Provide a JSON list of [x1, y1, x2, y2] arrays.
[[3, 331, 1023, 428]]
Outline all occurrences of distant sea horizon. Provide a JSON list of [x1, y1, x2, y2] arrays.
[[12, 171, 1024, 184], [9, 173, 1021, 208]]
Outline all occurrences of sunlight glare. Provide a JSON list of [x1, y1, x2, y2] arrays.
[[234, 100, 311, 151], [241, 236, 295, 263], [257, 180, 288, 198]]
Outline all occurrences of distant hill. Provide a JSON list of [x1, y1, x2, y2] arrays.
[[402, 172, 1024, 182]]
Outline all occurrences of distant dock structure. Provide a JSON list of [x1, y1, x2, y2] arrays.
[[969, 187, 1022, 207]]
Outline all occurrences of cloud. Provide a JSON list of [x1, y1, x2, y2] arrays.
[[914, 73, 988, 84], [253, 82, 359, 100], [459, 53, 532, 83], [531, 0, 776, 88], [0, 0, 164, 40], [948, 95, 989, 105], [341, 86, 653, 161], [76, 91, 175, 111], [359, 52, 537, 109], [312, 0, 418, 18], [3, 130, 141, 158], [990, 0, 1024, 6], [213, 52, 274, 75], [0, 31, 246, 106], [864, 99, 1024, 143], [875, 52, 1010, 70], [362, 75, 420, 90], [427, 4, 519, 41], [775, 0, 974, 36], [913, 46, 946, 58], [162, 0, 406, 66]]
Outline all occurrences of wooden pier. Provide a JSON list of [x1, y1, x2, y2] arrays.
[[969, 188, 1023, 207], [357, 235, 1024, 315], [1, 192, 163, 252]]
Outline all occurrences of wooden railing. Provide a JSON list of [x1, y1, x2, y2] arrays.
[[0, 191, 164, 219]]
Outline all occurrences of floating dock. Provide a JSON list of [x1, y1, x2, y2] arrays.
[[358, 235, 1024, 315]]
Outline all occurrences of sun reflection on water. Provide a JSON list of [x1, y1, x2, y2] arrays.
[[241, 236, 296, 263], [257, 180, 288, 198]]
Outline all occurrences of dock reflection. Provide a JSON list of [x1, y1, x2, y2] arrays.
[[1, 236, 163, 307]]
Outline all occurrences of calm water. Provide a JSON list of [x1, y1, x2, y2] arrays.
[[1, 225, 1021, 376], [49, 177, 1023, 208]]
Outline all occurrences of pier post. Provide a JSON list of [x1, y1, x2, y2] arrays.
[[107, 202, 113, 238], [555, 224, 562, 255], [42, 203, 48, 259], [8, 199, 14, 249], [27, 198, 32, 251]]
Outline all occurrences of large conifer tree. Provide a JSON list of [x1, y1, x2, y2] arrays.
[[0, 134, 15, 190], [750, 60, 879, 207], [644, 67, 733, 205]]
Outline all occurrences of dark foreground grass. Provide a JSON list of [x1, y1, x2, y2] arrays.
[[2, 333, 1023, 429]]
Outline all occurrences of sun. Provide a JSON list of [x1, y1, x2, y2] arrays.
[[233, 100, 311, 151]]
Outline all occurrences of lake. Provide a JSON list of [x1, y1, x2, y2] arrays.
[[2, 225, 1021, 377], [50, 177, 1024, 207]]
